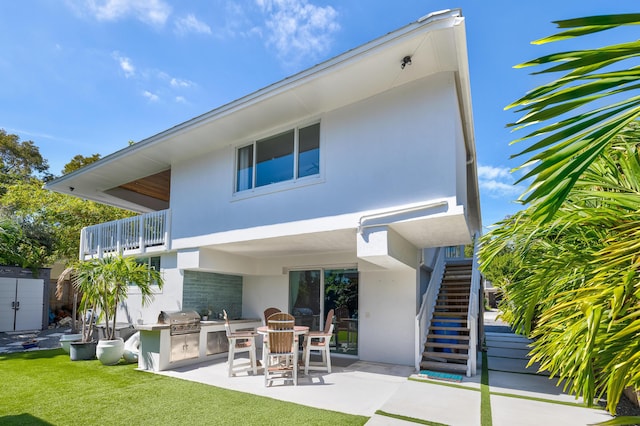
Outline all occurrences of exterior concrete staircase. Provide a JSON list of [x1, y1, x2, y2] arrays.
[[420, 261, 472, 374]]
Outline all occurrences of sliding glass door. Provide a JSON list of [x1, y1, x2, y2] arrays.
[[289, 268, 358, 355]]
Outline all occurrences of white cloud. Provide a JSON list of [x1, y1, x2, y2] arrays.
[[143, 90, 159, 102], [175, 14, 212, 35], [175, 96, 187, 104], [112, 52, 135, 77], [170, 77, 193, 88], [478, 164, 523, 198], [477, 165, 512, 180], [256, 0, 340, 60], [68, 0, 171, 26]]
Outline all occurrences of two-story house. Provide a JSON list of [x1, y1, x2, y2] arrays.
[[46, 9, 482, 375]]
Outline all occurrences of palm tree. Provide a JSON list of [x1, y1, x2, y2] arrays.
[[92, 255, 163, 341], [57, 255, 163, 342], [57, 262, 101, 342], [480, 127, 640, 414], [506, 14, 640, 221]]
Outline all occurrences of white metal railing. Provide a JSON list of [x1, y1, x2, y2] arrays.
[[444, 245, 465, 259], [79, 209, 171, 260], [466, 234, 481, 376], [415, 247, 445, 372]]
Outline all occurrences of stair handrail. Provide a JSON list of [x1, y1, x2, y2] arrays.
[[415, 247, 445, 371], [466, 233, 481, 376]]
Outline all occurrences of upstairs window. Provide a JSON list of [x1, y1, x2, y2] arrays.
[[236, 122, 320, 192]]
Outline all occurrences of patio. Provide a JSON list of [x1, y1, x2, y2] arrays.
[[152, 355, 415, 417]]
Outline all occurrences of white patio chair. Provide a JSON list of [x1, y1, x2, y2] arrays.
[[303, 309, 334, 374], [223, 310, 257, 377]]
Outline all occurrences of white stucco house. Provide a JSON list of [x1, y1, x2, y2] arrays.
[[46, 9, 482, 375]]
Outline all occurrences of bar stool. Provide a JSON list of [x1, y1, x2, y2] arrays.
[[223, 310, 257, 377], [303, 309, 334, 374]]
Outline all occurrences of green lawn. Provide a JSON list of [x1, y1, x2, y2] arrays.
[[0, 349, 367, 425]]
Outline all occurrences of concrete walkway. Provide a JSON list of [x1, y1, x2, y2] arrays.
[[367, 311, 613, 425]]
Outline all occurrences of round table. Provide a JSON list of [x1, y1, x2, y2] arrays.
[[256, 325, 309, 336], [257, 325, 309, 375]]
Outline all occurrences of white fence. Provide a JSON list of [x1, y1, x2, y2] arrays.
[[79, 210, 171, 260]]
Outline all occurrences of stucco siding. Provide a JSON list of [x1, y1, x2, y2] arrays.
[[358, 269, 417, 366], [169, 72, 460, 242]]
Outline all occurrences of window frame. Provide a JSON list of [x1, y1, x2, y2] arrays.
[[234, 121, 321, 194], [128, 256, 163, 293]]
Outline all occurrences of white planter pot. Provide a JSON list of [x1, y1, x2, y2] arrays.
[[96, 338, 125, 365], [60, 334, 83, 353]]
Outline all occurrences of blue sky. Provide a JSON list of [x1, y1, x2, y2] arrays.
[[1, 1, 638, 229]]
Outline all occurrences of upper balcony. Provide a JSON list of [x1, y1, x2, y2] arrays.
[[80, 209, 171, 260]]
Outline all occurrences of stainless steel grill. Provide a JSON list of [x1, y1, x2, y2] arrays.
[[158, 310, 201, 363], [157, 310, 201, 335]]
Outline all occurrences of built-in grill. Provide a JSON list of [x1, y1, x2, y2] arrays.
[[158, 310, 202, 335], [157, 310, 201, 362]]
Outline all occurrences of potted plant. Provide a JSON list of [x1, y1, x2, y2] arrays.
[[92, 255, 163, 365], [57, 255, 163, 364], [57, 263, 100, 360]]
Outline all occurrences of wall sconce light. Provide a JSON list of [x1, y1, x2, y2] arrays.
[[401, 55, 412, 70]]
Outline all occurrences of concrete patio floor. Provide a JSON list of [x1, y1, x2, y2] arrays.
[[153, 356, 414, 418], [147, 310, 615, 425]]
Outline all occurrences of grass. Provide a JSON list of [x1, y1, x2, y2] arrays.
[[0, 349, 367, 426], [481, 351, 492, 426]]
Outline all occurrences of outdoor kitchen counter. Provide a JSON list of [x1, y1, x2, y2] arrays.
[[136, 318, 262, 372]]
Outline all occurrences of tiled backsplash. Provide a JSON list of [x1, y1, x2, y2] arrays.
[[182, 271, 242, 319]]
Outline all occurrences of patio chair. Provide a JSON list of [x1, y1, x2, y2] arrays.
[[303, 309, 334, 374], [223, 310, 258, 377], [263, 307, 281, 325], [335, 306, 355, 350], [262, 307, 281, 349], [264, 312, 297, 386]]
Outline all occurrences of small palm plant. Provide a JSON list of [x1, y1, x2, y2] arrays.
[[94, 255, 163, 341], [57, 254, 163, 342], [57, 262, 102, 343]]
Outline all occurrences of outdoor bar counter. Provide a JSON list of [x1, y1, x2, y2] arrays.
[[136, 318, 262, 372]]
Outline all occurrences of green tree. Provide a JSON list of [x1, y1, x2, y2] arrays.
[[1, 178, 132, 263], [506, 14, 640, 221], [0, 132, 132, 267], [481, 15, 640, 417], [0, 130, 51, 192], [62, 153, 101, 175], [0, 217, 48, 268]]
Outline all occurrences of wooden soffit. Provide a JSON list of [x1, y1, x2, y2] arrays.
[[118, 169, 171, 202]]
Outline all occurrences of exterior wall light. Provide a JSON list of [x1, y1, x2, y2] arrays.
[[401, 55, 412, 69]]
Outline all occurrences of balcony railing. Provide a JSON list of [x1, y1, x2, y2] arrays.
[[79, 209, 171, 260]]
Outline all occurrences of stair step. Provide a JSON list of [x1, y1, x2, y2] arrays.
[[427, 333, 470, 341], [432, 311, 467, 317], [420, 360, 468, 373], [438, 293, 469, 297], [422, 350, 469, 361], [436, 299, 469, 304], [425, 342, 469, 350], [435, 306, 468, 311], [431, 318, 468, 324], [429, 326, 469, 332]]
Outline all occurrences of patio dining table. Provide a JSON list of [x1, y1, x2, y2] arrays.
[[256, 325, 309, 374], [256, 325, 309, 336]]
